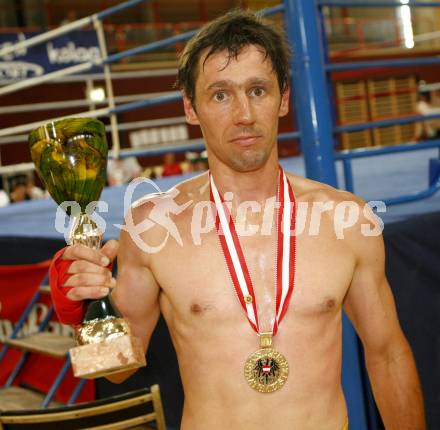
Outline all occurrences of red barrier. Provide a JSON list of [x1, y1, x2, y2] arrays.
[[0, 261, 94, 403]]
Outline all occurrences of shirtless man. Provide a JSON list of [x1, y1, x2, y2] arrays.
[[51, 10, 425, 430]]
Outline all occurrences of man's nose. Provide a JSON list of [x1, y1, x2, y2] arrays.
[[233, 94, 255, 125]]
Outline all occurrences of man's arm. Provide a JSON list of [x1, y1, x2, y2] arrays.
[[107, 205, 161, 382], [343, 209, 425, 429], [60, 204, 161, 384]]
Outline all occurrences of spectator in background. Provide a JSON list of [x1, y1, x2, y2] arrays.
[[414, 89, 440, 141], [60, 9, 78, 26], [162, 152, 182, 177], [8, 175, 28, 203], [26, 174, 45, 200], [107, 157, 142, 186], [1, 174, 45, 205], [186, 150, 208, 172], [194, 150, 208, 172], [185, 151, 198, 171]]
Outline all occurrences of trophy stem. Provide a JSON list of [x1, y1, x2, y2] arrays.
[[68, 213, 127, 344], [69, 212, 102, 249], [84, 295, 119, 322]]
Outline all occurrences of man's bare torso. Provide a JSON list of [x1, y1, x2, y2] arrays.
[[126, 171, 359, 429]]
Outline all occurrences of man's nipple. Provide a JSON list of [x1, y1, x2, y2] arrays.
[[190, 303, 203, 314], [190, 302, 215, 315]]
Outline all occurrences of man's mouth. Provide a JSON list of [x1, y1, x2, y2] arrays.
[[229, 135, 262, 146]]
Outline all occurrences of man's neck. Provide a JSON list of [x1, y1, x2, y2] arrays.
[[209, 160, 279, 205]]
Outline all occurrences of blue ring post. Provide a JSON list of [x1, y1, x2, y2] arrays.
[[283, 1, 369, 429], [283, 0, 337, 184]]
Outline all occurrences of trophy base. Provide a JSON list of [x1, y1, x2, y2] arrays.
[[69, 334, 146, 379]]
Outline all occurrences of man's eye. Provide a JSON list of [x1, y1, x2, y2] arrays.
[[214, 91, 226, 102], [250, 87, 265, 97]]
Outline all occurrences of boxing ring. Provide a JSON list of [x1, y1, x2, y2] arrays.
[[1, 0, 440, 428]]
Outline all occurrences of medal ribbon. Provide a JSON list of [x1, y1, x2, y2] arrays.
[[209, 167, 296, 336]]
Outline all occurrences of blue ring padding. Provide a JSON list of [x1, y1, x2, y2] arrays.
[[104, 31, 198, 64], [335, 113, 440, 133], [336, 140, 440, 204], [327, 57, 440, 72], [96, 0, 149, 20], [110, 142, 206, 159], [109, 131, 301, 159], [341, 158, 354, 192], [278, 131, 301, 140], [256, 4, 285, 16], [382, 182, 440, 206], [110, 93, 182, 114], [335, 139, 440, 160], [317, 0, 440, 7]]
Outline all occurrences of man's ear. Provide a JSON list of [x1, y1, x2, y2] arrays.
[[279, 86, 290, 118], [183, 93, 200, 125]]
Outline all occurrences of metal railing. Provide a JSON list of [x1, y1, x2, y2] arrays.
[[318, 0, 440, 205], [0, 0, 151, 161], [0, 2, 292, 176]]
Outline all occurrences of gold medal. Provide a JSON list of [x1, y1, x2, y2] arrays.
[[210, 170, 296, 394], [244, 333, 289, 393]]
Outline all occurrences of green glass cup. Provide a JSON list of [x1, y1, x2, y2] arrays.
[[29, 117, 107, 214], [29, 118, 145, 378]]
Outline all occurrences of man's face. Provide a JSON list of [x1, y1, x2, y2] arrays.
[[183, 44, 290, 173]]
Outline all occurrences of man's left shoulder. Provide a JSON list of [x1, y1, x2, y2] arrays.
[[286, 172, 384, 243], [285, 172, 363, 205]]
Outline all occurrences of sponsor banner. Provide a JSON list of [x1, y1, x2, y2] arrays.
[[0, 30, 101, 81]]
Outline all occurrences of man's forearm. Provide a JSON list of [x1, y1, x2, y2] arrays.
[[366, 342, 425, 430]]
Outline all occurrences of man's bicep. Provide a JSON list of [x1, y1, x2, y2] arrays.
[[344, 234, 404, 355], [112, 227, 161, 352]]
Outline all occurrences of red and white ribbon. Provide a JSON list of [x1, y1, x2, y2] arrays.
[[210, 167, 296, 336]]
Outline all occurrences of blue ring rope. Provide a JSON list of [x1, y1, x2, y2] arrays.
[[317, 1, 440, 7], [96, 0, 149, 20]]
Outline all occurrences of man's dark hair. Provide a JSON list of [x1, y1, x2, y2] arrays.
[[176, 9, 291, 105]]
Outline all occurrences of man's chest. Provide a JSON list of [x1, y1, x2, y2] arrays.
[[150, 228, 356, 327]]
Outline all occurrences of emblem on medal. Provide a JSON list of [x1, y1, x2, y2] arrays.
[[244, 332, 289, 392], [244, 347, 289, 393]]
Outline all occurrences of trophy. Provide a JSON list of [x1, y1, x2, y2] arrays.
[[29, 118, 146, 378]]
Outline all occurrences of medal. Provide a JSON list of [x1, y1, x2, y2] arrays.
[[244, 332, 289, 392], [210, 168, 296, 393]]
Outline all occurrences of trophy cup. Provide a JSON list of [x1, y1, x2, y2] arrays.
[[29, 118, 146, 378]]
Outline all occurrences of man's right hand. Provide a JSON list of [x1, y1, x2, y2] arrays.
[[61, 239, 119, 301]]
